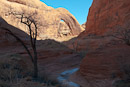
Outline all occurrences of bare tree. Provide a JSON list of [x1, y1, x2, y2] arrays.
[[2, 11, 39, 78], [112, 26, 130, 46]]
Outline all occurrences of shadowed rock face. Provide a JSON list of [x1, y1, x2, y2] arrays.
[[0, 17, 29, 45], [78, 0, 130, 83], [0, 0, 83, 40], [80, 44, 130, 79], [83, 0, 130, 36], [0, 17, 83, 87]]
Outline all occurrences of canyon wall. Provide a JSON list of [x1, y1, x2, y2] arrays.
[[79, 0, 130, 81], [84, 0, 130, 36]]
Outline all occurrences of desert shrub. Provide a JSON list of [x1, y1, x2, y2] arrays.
[[114, 64, 130, 87], [0, 80, 10, 87], [114, 80, 130, 87], [0, 53, 61, 87], [39, 72, 60, 87], [122, 65, 130, 80], [112, 26, 130, 46], [0, 54, 28, 86]]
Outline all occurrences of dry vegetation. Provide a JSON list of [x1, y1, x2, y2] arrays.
[[0, 53, 63, 87]]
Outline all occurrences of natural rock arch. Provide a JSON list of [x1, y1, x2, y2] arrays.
[[57, 20, 71, 37], [57, 8, 84, 36], [0, 1, 83, 40], [59, 15, 82, 36]]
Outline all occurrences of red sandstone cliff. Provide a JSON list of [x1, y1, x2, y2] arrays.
[[77, 0, 130, 86], [84, 0, 130, 35]]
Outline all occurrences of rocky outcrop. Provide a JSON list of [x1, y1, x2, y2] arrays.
[[80, 44, 130, 79], [81, 23, 86, 29], [78, 0, 130, 84], [84, 0, 130, 36], [6, 0, 50, 10], [0, 0, 83, 40], [0, 17, 30, 47], [58, 21, 70, 37]]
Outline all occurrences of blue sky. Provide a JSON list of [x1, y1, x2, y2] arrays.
[[40, 0, 93, 24]]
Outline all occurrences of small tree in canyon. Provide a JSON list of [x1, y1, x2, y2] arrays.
[[112, 25, 130, 46], [3, 10, 39, 78]]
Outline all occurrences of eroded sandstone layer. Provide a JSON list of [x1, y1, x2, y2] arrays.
[[84, 0, 130, 35], [0, 0, 83, 40], [79, 0, 130, 82]]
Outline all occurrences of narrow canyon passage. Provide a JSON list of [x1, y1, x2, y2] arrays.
[[0, 0, 130, 87], [38, 49, 82, 86]]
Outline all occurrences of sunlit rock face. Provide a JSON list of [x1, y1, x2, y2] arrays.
[[81, 23, 86, 29], [79, 0, 130, 82], [0, 0, 83, 40], [83, 0, 130, 36], [58, 21, 71, 37]]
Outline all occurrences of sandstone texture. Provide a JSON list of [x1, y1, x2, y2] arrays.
[[81, 23, 86, 29], [0, 17, 29, 45], [80, 44, 130, 79], [0, 16, 82, 87], [84, 0, 130, 35], [78, 0, 130, 85], [1, 0, 130, 86], [0, 0, 83, 40]]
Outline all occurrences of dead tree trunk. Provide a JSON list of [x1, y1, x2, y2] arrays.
[[3, 11, 39, 78]]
